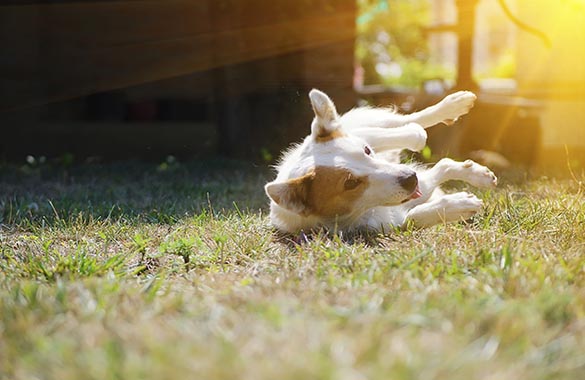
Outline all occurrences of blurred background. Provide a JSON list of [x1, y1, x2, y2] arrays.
[[1, 0, 584, 176]]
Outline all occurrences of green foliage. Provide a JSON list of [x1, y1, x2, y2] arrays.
[[356, 0, 454, 88], [421, 145, 432, 160], [131, 233, 151, 255], [159, 236, 199, 266], [2, 240, 126, 282], [476, 48, 517, 79]]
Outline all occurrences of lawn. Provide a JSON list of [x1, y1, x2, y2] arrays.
[[1, 159, 584, 380]]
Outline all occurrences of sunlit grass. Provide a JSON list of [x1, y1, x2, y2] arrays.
[[1, 161, 584, 379]]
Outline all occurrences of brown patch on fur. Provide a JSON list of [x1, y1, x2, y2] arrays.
[[314, 129, 347, 143], [267, 166, 368, 218], [305, 166, 368, 218], [266, 172, 315, 215]]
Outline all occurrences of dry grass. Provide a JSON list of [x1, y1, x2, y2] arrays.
[[1, 160, 584, 380]]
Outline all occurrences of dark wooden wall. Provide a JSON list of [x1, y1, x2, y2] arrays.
[[0, 0, 356, 160]]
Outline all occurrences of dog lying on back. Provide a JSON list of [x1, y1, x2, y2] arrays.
[[265, 89, 497, 234]]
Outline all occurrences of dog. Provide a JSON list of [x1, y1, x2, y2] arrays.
[[265, 89, 497, 234]]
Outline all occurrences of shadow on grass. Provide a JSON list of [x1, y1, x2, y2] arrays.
[[0, 159, 272, 227]]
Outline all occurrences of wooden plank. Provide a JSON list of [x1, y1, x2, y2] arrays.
[[0, 122, 218, 159], [0, 1, 355, 110]]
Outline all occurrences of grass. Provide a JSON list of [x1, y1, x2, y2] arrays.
[[1, 159, 585, 380]]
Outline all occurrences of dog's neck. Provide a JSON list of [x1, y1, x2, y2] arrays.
[[268, 201, 368, 234], [268, 202, 320, 234]]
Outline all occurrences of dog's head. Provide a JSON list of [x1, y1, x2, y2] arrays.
[[265, 89, 420, 227]]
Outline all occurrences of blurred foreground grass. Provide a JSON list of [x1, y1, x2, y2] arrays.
[[1, 160, 584, 380]]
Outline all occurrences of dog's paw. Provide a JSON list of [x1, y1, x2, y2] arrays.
[[404, 123, 427, 151], [439, 192, 483, 221], [438, 91, 477, 125], [461, 159, 498, 188]]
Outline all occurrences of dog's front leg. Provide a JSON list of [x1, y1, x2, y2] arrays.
[[353, 123, 427, 152], [403, 192, 483, 228], [418, 158, 497, 190], [341, 91, 476, 130], [401, 158, 497, 211], [403, 91, 477, 128]]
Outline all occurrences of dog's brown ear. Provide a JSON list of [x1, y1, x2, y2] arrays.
[[265, 172, 315, 215], [309, 89, 341, 140]]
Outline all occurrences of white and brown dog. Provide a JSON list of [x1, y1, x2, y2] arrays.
[[265, 89, 497, 234]]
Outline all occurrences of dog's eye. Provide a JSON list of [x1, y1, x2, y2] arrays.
[[364, 145, 372, 156], [344, 176, 362, 191]]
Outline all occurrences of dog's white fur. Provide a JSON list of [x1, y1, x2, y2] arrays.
[[265, 89, 497, 234]]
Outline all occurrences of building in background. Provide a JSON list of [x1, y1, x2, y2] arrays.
[[515, 0, 585, 172], [0, 1, 356, 162], [427, 0, 585, 173], [360, 0, 585, 175], [2, 0, 584, 175]]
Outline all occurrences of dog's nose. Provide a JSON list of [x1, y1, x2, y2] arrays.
[[398, 171, 418, 192]]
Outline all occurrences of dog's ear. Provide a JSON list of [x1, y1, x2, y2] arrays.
[[309, 89, 341, 140], [265, 172, 315, 215]]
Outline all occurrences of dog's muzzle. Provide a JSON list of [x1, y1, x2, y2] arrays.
[[398, 171, 422, 202], [398, 171, 418, 193]]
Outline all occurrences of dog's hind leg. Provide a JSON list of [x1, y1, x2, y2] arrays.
[[403, 192, 483, 228]]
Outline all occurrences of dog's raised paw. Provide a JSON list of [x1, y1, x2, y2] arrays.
[[440, 192, 483, 220], [438, 91, 477, 125], [461, 159, 498, 188]]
